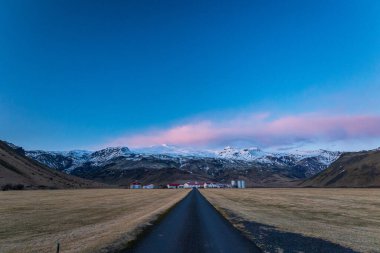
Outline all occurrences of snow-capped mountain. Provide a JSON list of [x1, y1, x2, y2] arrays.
[[214, 146, 342, 178], [216, 146, 341, 166], [26, 150, 90, 173], [22, 144, 344, 187], [132, 145, 341, 166], [26, 147, 131, 173], [25, 145, 342, 176], [288, 149, 342, 166], [90, 147, 131, 164], [218, 146, 266, 160], [132, 144, 215, 157]]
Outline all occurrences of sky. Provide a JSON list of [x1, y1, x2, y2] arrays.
[[1, 0, 380, 151]]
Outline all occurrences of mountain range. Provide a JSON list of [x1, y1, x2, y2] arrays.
[[3, 140, 380, 188], [24, 144, 342, 187]]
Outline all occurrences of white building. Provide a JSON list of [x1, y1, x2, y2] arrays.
[[167, 183, 181, 189], [130, 182, 142, 189], [204, 182, 221, 188], [231, 180, 246, 188], [183, 182, 203, 188]]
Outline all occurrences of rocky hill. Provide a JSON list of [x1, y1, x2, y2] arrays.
[[301, 149, 380, 187], [0, 141, 104, 190]]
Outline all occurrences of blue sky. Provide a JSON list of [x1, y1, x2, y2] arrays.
[[1, 0, 380, 151]]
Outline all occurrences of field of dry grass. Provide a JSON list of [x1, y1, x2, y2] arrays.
[[0, 189, 189, 253], [201, 188, 380, 253]]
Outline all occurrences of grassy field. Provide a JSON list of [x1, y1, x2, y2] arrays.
[[0, 189, 189, 253], [201, 188, 380, 253]]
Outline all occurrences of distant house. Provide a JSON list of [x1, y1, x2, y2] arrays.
[[130, 182, 142, 189], [184, 182, 204, 188], [204, 182, 219, 188], [167, 183, 181, 189], [204, 182, 231, 188], [143, 184, 155, 189]]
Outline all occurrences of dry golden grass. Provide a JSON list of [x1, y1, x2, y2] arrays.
[[0, 189, 189, 253], [201, 188, 380, 253]]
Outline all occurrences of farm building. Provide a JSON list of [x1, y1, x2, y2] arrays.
[[165, 181, 233, 189], [130, 182, 142, 189], [143, 184, 155, 189], [231, 180, 246, 188], [204, 182, 217, 188], [184, 182, 204, 188], [167, 183, 181, 189], [203, 182, 226, 188], [204, 182, 230, 188]]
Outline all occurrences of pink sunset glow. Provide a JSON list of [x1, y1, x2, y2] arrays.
[[107, 113, 380, 148]]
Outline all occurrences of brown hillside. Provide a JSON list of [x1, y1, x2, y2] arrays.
[[0, 141, 104, 189], [301, 149, 380, 187]]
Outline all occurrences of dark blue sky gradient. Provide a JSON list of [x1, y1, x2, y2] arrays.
[[1, 0, 380, 149]]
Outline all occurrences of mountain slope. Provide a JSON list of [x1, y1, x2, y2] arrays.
[[26, 147, 131, 173], [301, 149, 380, 187], [0, 141, 104, 189]]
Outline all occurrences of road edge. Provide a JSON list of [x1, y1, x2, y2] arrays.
[[199, 190, 360, 253], [102, 189, 192, 253], [197, 189, 263, 252]]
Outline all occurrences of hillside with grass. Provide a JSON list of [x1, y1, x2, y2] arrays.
[[301, 149, 380, 187], [0, 141, 103, 190]]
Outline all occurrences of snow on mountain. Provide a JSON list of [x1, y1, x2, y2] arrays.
[[26, 147, 131, 172], [215, 146, 341, 166], [288, 149, 342, 165], [89, 147, 131, 164], [64, 150, 92, 158], [218, 146, 268, 160], [132, 144, 215, 157], [26, 150, 91, 172]]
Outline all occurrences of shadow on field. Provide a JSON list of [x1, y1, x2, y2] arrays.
[[241, 219, 358, 253]]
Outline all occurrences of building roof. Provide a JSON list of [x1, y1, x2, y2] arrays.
[[167, 183, 181, 186], [185, 182, 203, 185]]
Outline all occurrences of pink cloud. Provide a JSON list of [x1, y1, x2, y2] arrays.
[[106, 113, 380, 148]]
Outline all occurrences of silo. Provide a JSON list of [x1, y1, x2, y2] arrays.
[[237, 180, 242, 188], [241, 180, 246, 188]]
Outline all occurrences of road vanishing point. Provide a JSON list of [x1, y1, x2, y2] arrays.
[[124, 188, 261, 253]]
